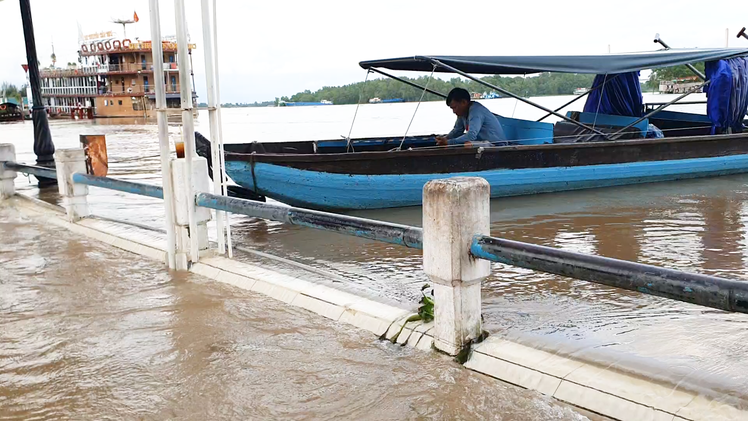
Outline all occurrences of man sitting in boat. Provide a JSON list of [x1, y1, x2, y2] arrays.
[[435, 88, 506, 147]]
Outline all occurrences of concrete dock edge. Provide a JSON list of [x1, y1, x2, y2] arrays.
[[6, 193, 747, 421]]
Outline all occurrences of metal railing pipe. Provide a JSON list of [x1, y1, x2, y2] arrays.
[[196, 192, 423, 248], [72, 173, 164, 199], [470, 234, 748, 314], [4, 162, 57, 179]]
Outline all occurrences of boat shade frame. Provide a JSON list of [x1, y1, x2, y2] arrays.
[[359, 48, 748, 75]]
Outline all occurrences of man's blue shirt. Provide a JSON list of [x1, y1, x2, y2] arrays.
[[446, 101, 507, 146]]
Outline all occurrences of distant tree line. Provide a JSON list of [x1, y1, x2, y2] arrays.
[[277, 73, 598, 105], [199, 101, 276, 108]]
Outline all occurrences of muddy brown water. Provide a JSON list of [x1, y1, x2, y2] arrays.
[[2, 97, 748, 410], [0, 205, 598, 420]]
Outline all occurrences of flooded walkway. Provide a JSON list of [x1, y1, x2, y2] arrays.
[[0, 205, 597, 420]]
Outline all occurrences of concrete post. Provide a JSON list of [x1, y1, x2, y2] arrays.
[[171, 156, 212, 270], [423, 177, 491, 355], [53, 148, 89, 221], [0, 144, 16, 200]]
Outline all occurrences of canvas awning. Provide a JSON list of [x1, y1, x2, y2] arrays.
[[359, 48, 748, 75]]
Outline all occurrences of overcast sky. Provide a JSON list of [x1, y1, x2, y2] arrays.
[[1, 0, 745, 103]]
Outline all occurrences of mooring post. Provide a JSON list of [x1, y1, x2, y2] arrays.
[[171, 156, 212, 270], [0, 144, 17, 200], [53, 148, 89, 221], [423, 177, 491, 355]]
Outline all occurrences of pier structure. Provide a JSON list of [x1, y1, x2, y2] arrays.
[[3, 3, 748, 420]]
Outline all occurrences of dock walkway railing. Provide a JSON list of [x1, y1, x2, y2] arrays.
[[2, 144, 747, 355]]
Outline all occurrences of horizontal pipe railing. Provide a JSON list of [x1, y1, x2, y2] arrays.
[[4, 162, 57, 179], [470, 234, 748, 314], [196, 192, 423, 248], [6, 159, 746, 314], [72, 173, 164, 199]]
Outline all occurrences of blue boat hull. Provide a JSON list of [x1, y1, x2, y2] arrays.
[[225, 154, 748, 210]]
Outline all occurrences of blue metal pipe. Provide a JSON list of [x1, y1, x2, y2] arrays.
[[470, 234, 748, 314], [72, 173, 164, 199], [196, 192, 423, 248], [3, 162, 57, 179]]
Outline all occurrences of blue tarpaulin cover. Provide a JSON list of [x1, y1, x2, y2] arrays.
[[583, 72, 643, 117], [705, 57, 748, 133]]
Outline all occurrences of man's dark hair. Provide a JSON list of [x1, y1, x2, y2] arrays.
[[446, 87, 471, 105]]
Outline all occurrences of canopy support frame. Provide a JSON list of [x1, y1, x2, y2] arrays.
[[609, 80, 710, 140], [368, 67, 447, 99], [425, 58, 610, 138], [536, 73, 621, 122]]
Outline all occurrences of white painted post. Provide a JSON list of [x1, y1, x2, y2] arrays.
[[0, 144, 16, 200], [200, 0, 227, 255], [422, 177, 491, 355], [174, 0, 200, 264], [53, 148, 89, 222], [171, 156, 212, 270], [148, 0, 179, 270]]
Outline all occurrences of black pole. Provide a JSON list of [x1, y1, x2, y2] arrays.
[[653, 34, 706, 80], [19, 0, 56, 186], [536, 74, 621, 122], [369, 67, 447, 99]]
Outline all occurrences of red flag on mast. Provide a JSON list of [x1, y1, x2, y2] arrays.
[[133, 11, 139, 22]]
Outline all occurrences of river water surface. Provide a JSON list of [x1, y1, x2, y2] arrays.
[[2, 94, 747, 413]]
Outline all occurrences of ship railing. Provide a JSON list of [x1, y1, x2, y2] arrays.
[[97, 84, 182, 95], [2, 147, 747, 355], [41, 86, 98, 96], [39, 66, 99, 78]]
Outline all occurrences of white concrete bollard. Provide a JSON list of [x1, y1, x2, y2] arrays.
[[423, 177, 491, 355], [0, 144, 16, 200], [171, 156, 212, 270], [54, 148, 89, 221]]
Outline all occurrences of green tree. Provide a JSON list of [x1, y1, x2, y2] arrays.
[[1, 82, 24, 103], [646, 63, 705, 90]]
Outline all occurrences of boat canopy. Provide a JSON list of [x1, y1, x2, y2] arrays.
[[359, 48, 748, 75]]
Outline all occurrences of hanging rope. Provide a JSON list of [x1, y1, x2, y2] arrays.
[[592, 74, 608, 130], [398, 64, 437, 150], [345, 69, 371, 152], [511, 74, 527, 118]]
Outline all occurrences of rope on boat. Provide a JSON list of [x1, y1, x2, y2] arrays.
[[345, 69, 372, 152], [591, 74, 608, 130], [398, 64, 437, 150], [511, 74, 527, 118]]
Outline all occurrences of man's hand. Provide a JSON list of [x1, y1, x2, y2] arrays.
[[435, 136, 448, 146]]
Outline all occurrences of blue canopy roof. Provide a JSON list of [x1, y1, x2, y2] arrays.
[[359, 48, 748, 75]]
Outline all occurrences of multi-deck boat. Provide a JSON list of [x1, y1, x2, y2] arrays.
[[38, 30, 198, 119]]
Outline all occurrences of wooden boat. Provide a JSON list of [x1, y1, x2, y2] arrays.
[[197, 48, 748, 210]]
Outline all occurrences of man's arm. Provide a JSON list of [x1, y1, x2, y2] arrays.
[[449, 112, 483, 144], [446, 118, 465, 139]]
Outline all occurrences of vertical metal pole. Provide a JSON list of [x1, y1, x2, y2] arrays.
[[200, 0, 225, 254], [149, 0, 178, 269], [19, 0, 56, 186], [213, 0, 233, 258], [174, 0, 200, 263]]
